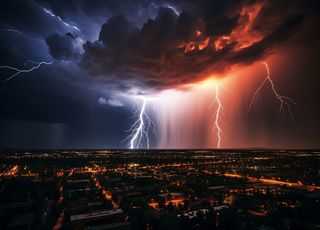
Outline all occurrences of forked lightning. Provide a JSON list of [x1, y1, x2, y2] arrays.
[[0, 60, 54, 82], [123, 98, 156, 149], [248, 62, 296, 120]]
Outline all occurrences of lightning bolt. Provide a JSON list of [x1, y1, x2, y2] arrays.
[[43, 8, 80, 31], [123, 98, 156, 149], [211, 84, 223, 148], [0, 60, 54, 82], [166, 5, 180, 16], [248, 61, 296, 120], [1, 29, 45, 43]]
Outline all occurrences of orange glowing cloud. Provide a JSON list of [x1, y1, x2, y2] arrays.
[[213, 2, 264, 51]]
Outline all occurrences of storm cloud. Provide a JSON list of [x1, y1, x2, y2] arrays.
[[80, 0, 310, 90], [45, 32, 82, 60]]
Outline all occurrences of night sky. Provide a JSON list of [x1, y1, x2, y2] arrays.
[[0, 0, 320, 149]]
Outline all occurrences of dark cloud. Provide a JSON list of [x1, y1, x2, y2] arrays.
[[99, 15, 137, 49], [81, 0, 309, 91], [205, 15, 240, 37], [200, 0, 249, 17], [45, 32, 82, 60]]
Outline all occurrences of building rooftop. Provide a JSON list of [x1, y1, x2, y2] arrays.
[[70, 209, 123, 221]]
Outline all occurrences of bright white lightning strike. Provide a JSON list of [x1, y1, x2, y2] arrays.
[[43, 8, 80, 31], [248, 61, 296, 120], [0, 60, 54, 82], [123, 98, 156, 149], [212, 84, 223, 148]]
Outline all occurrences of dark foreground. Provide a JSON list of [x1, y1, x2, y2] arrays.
[[0, 150, 319, 230]]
